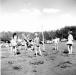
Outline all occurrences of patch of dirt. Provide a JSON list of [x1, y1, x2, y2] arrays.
[[32, 69, 37, 72], [55, 61, 72, 69], [13, 65, 22, 70], [1, 56, 7, 58], [43, 51, 48, 56], [49, 55, 57, 61], [29, 60, 44, 65], [63, 49, 69, 54], [8, 61, 14, 64]]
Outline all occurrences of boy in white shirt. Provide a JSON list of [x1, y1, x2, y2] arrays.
[[54, 37, 59, 50], [34, 33, 42, 56]]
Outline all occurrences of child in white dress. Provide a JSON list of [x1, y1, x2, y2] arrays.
[[66, 31, 73, 54], [10, 33, 18, 55]]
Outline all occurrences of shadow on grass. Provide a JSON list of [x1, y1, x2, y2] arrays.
[[55, 61, 72, 69], [13, 65, 22, 70], [29, 60, 44, 65]]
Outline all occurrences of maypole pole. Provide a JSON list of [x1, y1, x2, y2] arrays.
[[41, 25, 45, 51]]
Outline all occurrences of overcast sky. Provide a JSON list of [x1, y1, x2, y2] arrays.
[[0, 0, 76, 32]]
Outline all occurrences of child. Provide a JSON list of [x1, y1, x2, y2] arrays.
[[66, 31, 73, 54], [10, 33, 18, 55], [21, 33, 28, 50], [54, 37, 59, 50], [34, 33, 42, 56]]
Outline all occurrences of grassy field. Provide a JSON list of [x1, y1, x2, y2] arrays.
[[1, 41, 76, 75]]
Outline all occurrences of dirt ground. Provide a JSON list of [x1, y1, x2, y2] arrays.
[[1, 41, 76, 75]]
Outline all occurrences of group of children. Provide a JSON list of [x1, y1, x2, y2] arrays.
[[1, 31, 74, 56], [54, 31, 74, 54], [10, 33, 42, 56]]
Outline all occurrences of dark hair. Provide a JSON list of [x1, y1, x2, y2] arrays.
[[68, 31, 72, 34], [13, 33, 18, 38]]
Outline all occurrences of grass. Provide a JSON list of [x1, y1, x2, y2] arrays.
[[1, 41, 76, 75]]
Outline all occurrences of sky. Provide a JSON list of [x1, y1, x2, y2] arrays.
[[0, 0, 76, 32]]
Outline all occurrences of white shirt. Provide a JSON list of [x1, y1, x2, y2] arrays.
[[34, 37, 39, 45], [11, 39, 17, 46], [67, 34, 73, 44], [68, 34, 73, 41]]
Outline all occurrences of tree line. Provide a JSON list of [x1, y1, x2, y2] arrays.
[[0, 26, 76, 42]]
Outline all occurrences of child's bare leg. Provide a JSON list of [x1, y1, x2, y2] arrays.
[[68, 45, 72, 54], [57, 44, 58, 50], [10, 47, 14, 56], [70, 45, 72, 54], [68, 45, 70, 54], [35, 46, 38, 56], [39, 47, 42, 56], [14, 47, 17, 55]]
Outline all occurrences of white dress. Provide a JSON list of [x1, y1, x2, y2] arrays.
[[11, 39, 17, 46], [67, 34, 73, 45]]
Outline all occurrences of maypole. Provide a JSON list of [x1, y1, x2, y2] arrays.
[[41, 25, 45, 51]]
